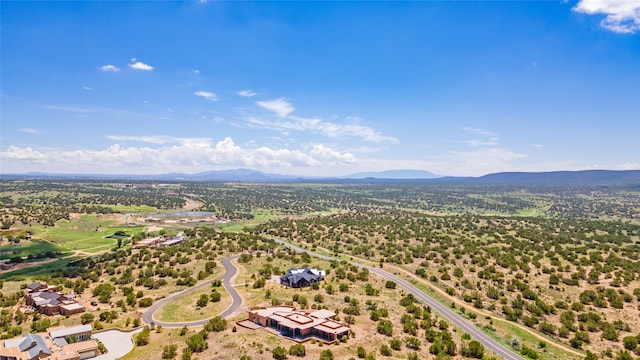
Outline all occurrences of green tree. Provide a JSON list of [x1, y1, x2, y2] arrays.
[[204, 316, 227, 332], [135, 326, 150, 346], [162, 344, 178, 359], [272, 346, 287, 360], [186, 333, 207, 353], [196, 294, 209, 307], [138, 297, 153, 307], [319, 349, 334, 360], [288, 344, 306, 357], [464, 340, 485, 359]]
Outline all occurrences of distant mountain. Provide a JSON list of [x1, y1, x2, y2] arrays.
[[450, 170, 640, 185], [165, 168, 300, 181], [2, 169, 638, 185], [344, 169, 440, 179]]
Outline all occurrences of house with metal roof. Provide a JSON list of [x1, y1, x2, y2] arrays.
[[280, 268, 326, 288]]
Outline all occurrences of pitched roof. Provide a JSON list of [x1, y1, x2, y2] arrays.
[[4, 333, 52, 359], [27, 282, 44, 290], [281, 267, 326, 284]]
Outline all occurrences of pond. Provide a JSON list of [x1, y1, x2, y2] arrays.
[[151, 211, 215, 218]]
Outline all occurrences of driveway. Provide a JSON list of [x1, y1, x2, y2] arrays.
[[93, 328, 143, 360], [142, 255, 241, 327]]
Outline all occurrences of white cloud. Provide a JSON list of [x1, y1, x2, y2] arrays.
[[246, 116, 399, 143], [459, 127, 499, 146], [129, 61, 154, 71], [105, 135, 211, 145], [574, 0, 640, 33], [0, 137, 357, 173], [412, 147, 528, 176], [462, 127, 497, 137], [531, 144, 544, 148], [194, 90, 218, 102], [0, 146, 47, 161], [99, 64, 120, 72], [614, 162, 640, 170], [19, 128, 40, 134], [193, 69, 200, 74], [238, 90, 256, 97], [459, 139, 499, 146], [256, 98, 295, 117], [83, 86, 93, 91]]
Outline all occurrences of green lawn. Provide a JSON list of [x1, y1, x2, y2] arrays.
[[0, 239, 63, 259], [108, 204, 157, 212], [16, 215, 144, 252]]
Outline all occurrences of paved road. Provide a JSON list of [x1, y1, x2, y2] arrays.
[[276, 240, 524, 360], [142, 255, 241, 327]]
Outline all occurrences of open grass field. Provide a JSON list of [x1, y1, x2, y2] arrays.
[[13, 215, 143, 252], [155, 282, 232, 322], [108, 205, 157, 212], [0, 238, 63, 258]]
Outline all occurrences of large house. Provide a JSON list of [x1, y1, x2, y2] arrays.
[[24, 283, 85, 316], [0, 324, 98, 360], [280, 268, 326, 288], [133, 232, 186, 247], [246, 306, 350, 343]]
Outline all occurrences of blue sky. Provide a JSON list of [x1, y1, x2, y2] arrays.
[[1, 1, 639, 176]]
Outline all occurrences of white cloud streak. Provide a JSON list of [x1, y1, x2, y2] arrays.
[[238, 90, 256, 97], [460, 127, 499, 146], [19, 128, 40, 134], [129, 61, 154, 71], [246, 116, 399, 143], [574, 0, 640, 33], [99, 64, 120, 72], [194, 90, 218, 102], [1, 137, 357, 173], [256, 98, 295, 117], [249, 97, 397, 143]]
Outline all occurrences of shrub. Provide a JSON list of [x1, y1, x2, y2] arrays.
[[138, 297, 153, 307], [380, 344, 392, 356], [135, 326, 150, 346], [319, 349, 334, 360], [186, 333, 207, 353], [162, 344, 178, 359], [272, 346, 287, 360], [288, 344, 305, 357]]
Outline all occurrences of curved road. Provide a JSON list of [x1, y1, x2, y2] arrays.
[[276, 240, 524, 360], [142, 255, 242, 327]]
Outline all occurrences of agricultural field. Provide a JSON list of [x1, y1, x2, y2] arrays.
[[0, 179, 639, 360]]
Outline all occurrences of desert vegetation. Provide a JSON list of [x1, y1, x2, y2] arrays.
[[1, 179, 639, 359]]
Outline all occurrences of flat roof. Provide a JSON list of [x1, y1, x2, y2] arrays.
[[314, 323, 350, 335], [49, 324, 92, 339], [60, 302, 84, 311]]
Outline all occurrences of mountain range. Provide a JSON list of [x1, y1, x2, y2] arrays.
[[2, 169, 639, 185]]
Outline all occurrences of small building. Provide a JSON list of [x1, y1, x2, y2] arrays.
[[246, 306, 349, 343], [280, 268, 326, 288], [49, 324, 92, 343], [25, 286, 84, 317], [1, 333, 51, 360], [26, 282, 57, 293], [0, 325, 98, 360]]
